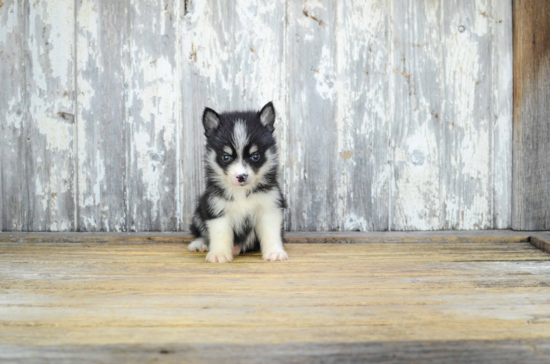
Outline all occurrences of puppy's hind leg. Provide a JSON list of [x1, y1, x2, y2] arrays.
[[188, 238, 208, 252]]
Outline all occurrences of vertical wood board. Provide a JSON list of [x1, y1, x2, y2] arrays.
[[76, 0, 128, 231], [286, 0, 338, 231], [124, 0, 180, 231], [390, 0, 443, 230], [26, 0, 76, 231], [492, 0, 513, 229], [440, 0, 494, 229], [512, 0, 550, 230], [335, 0, 390, 231], [0, 0, 28, 231]]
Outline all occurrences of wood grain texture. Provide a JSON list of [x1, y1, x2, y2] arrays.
[[492, 0, 513, 229], [27, 0, 76, 231], [391, 0, 443, 230], [286, 0, 338, 231], [335, 0, 390, 231], [1, 0, 76, 232], [0, 230, 535, 244], [513, 0, 550, 230], [76, 0, 128, 231], [531, 234, 550, 255], [124, 0, 180, 231], [1, 0, 515, 232], [2, 340, 550, 364], [76, 0, 181, 232], [0, 240, 549, 362], [440, 0, 494, 229], [0, 0, 28, 231]]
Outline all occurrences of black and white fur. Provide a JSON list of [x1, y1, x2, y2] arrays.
[[188, 102, 288, 263]]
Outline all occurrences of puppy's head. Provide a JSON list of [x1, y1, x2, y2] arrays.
[[202, 102, 277, 190]]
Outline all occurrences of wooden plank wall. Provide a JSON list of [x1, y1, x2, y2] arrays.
[[0, 0, 513, 232], [513, 0, 550, 231]]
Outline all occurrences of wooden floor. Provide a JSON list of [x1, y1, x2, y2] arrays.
[[1, 233, 550, 363]]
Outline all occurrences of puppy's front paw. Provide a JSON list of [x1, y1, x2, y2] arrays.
[[188, 238, 208, 252], [262, 249, 289, 262], [205, 249, 233, 263]]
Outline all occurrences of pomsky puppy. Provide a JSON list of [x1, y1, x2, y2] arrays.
[[188, 102, 288, 263]]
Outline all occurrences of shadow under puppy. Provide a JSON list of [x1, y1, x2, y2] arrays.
[[188, 102, 288, 263]]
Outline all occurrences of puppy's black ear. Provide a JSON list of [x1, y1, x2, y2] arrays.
[[259, 101, 276, 132], [202, 107, 220, 137]]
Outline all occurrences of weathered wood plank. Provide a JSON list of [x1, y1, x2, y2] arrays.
[[2, 297, 550, 328], [26, 0, 76, 231], [530, 234, 550, 254], [76, 0, 128, 231], [440, 0, 494, 229], [0, 234, 531, 245], [124, 0, 180, 231], [0, 230, 536, 244], [0, 0, 28, 231], [390, 0, 443, 230], [512, 0, 550, 230], [492, 0, 513, 229], [286, 0, 338, 231], [2, 340, 550, 364], [1, 241, 550, 363], [335, 0, 390, 231], [180, 0, 287, 230]]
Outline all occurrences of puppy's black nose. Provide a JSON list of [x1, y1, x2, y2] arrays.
[[237, 174, 248, 183]]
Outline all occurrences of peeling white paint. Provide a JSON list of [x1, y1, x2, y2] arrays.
[[19, 0, 76, 230], [6, 98, 24, 129], [28, 1, 74, 152], [0, 0, 514, 232], [44, 2, 74, 86], [442, 4, 492, 229], [314, 45, 335, 100], [133, 130, 161, 221], [76, 0, 100, 213]]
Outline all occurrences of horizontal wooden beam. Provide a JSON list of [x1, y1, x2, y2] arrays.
[[530, 233, 550, 254], [0, 230, 536, 244], [2, 231, 549, 254]]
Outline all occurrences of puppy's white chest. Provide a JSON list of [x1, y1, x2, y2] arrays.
[[225, 193, 261, 219], [210, 190, 279, 226]]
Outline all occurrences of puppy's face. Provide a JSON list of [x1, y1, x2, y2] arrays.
[[203, 102, 277, 190]]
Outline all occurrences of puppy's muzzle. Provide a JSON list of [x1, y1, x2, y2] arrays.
[[236, 174, 248, 183]]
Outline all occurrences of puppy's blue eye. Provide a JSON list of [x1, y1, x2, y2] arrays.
[[222, 154, 233, 162], [250, 153, 260, 162]]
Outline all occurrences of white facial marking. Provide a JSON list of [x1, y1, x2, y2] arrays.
[[226, 121, 254, 187], [233, 121, 249, 157], [249, 144, 258, 154], [223, 146, 232, 155]]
